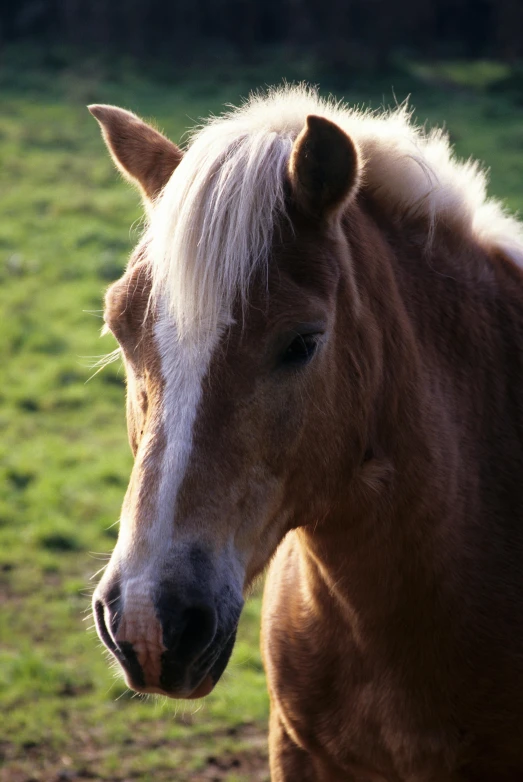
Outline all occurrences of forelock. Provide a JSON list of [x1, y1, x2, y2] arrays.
[[147, 84, 523, 340]]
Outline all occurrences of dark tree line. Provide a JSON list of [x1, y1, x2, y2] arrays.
[[1, 0, 522, 68]]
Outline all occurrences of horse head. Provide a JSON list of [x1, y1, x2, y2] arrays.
[[90, 96, 369, 698]]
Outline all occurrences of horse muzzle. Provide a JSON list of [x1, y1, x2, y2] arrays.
[[93, 571, 243, 698]]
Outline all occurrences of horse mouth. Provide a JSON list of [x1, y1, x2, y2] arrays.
[[118, 628, 238, 699], [94, 596, 239, 699], [157, 622, 239, 699]]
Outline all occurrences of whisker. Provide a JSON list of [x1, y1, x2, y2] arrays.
[[82, 348, 123, 383], [90, 563, 109, 581]]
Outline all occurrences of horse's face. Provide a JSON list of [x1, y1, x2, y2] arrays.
[[91, 106, 361, 697]]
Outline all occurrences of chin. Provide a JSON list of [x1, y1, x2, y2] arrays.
[[129, 674, 215, 699]]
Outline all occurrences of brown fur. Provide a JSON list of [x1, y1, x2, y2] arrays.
[[289, 114, 360, 217], [89, 105, 181, 202], [91, 106, 523, 780], [260, 198, 523, 780]]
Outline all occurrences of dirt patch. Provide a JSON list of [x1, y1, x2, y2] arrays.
[[0, 723, 269, 782]]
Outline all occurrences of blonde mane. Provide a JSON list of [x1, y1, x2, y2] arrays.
[[148, 84, 523, 338]]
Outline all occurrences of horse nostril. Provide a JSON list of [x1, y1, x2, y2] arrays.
[[93, 581, 122, 653], [94, 598, 119, 655], [94, 595, 145, 688]]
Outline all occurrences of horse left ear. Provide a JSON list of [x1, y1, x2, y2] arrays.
[[88, 104, 182, 204], [288, 114, 360, 218]]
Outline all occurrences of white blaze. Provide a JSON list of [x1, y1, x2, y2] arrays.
[[117, 307, 220, 595], [153, 312, 218, 542], [97, 307, 224, 679]]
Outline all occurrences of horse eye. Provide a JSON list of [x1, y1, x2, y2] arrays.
[[281, 334, 319, 367]]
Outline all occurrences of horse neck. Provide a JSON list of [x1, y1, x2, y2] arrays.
[[296, 200, 468, 649]]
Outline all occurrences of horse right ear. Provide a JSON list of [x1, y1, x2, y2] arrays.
[[89, 105, 182, 204], [288, 114, 360, 219]]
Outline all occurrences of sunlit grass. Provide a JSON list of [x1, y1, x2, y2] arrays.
[[2, 58, 523, 780]]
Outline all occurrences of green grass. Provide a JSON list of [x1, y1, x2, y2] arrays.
[[1, 55, 523, 781]]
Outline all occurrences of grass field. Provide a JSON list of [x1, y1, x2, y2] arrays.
[[1, 55, 523, 782]]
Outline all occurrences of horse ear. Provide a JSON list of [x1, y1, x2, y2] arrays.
[[88, 105, 182, 203], [288, 114, 360, 218]]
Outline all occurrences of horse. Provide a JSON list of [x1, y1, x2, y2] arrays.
[[90, 85, 523, 781]]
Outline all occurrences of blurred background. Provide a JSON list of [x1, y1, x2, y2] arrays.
[[1, 2, 523, 781], [2, 0, 523, 70]]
